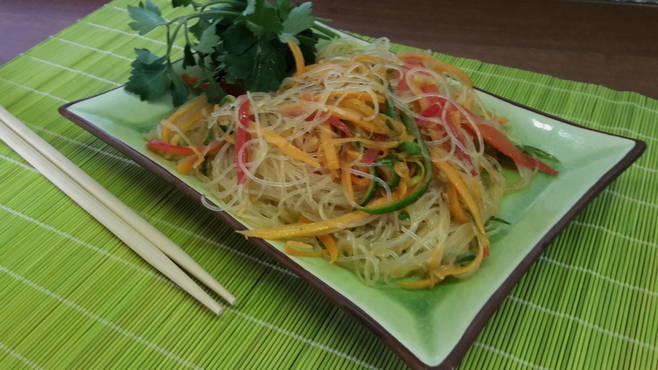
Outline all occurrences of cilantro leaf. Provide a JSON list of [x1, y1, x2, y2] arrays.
[[204, 81, 226, 103], [183, 44, 196, 68], [126, 48, 171, 101], [194, 23, 221, 53], [223, 36, 288, 91], [170, 73, 190, 106], [222, 23, 257, 55], [189, 17, 213, 40], [281, 2, 315, 38], [242, 0, 282, 37], [276, 0, 294, 20], [128, 0, 167, 35]]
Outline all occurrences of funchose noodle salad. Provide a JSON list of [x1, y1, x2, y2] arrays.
[[144, 37, 558, 288]]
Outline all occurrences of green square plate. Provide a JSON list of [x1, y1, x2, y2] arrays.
[[59, 83, 644, 368]]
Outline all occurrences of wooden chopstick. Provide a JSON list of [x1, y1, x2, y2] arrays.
[[0, 106, 234, 313]]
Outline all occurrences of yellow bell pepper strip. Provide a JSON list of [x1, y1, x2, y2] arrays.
[[432, 157, 485, 235], [447, 182, 469, 223], [176, 155, 198, 174], [284, 240, 326, 257], [342, 98, 376, 118], [397, 274, 442, 289], [318, 234, 339, 263], [259, 127, 321, 168], [330, 90, 385, 104], [286, 40, 305, 75], [319, 123, 340, 170], [241, 208, 375, 240], [298, 217, 339, 263], [328, 106, 388, 134], [161, 96, 207, 143], [357, 109, 433, 215], [398, 53, 473, 87], [438, 237, 485, 276]]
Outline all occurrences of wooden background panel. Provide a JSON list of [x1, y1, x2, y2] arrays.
[[1, 0, 657, 99]]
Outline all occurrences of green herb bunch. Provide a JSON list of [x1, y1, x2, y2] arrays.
[[125, 0, 334, 106]]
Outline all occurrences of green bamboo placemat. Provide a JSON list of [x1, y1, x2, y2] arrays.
[[1, 1, 657, 369]]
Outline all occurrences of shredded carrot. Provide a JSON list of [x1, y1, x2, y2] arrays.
[[432, 157, 485, 234], [447, 182, 469, 223], [438, 239, 484, 277], [318, 234, 338, 263], [242, 209, 369, 239], [426, 243, 445, 268], [298, 217, 338, 263], [351, 172, 370, 188], [330, 90, 384, 103], [406, 76, 435, 111], [319, 123, 339, 170], [341, 98, 375, 117], [284, 240, 326, 257], [179, 106, 211, 132], [351, 54, 392, 65], [328, 106, 388, 134], [399, 53, 473, 87], [259, 128, 321, 168], [397, 275, 440, 289], [176, 155, 198, 174], [161, 96, 207, 143], [286, 40, 305, 75], [341, 162, 355, 203]]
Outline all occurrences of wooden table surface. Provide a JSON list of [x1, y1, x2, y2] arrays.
[[2, 0, 657, 99]]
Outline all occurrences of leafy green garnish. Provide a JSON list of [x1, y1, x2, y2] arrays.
[[125, 0, 326, 105], [518, 145, 560, 164], [126, 49, 170, 101], [128, 0, 167, 35]]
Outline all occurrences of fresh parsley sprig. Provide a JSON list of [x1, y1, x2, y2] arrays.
[[125, 0, 333, 106]]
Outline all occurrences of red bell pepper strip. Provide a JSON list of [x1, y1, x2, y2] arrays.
[[361, 148, 380, 164], [463, 120, 558, 175], [234, 99, 251, 185], [147, 140, 223, 156], [327, 116, 353, 137], [417, 87, 476, 175]]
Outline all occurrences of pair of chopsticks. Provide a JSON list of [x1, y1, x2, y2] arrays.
[[0, 106, 235, 314]]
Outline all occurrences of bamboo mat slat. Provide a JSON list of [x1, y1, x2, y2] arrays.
[[1, 0, 657, 369]]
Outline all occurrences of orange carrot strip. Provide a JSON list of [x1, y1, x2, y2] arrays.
[[319, 123, 339, 170], [286, 40, 305, 75], [161, 96, 207, 143], [447, 182, 469, 223], [284, 240, 326, 257]]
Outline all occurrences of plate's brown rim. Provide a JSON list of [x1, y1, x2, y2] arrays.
[[58, 87, 646, 370]]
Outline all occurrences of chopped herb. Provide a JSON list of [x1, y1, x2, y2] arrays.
[[398, 211, 410, 220], [125, 0, 326, 105], [518, 145, 560, 164]]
